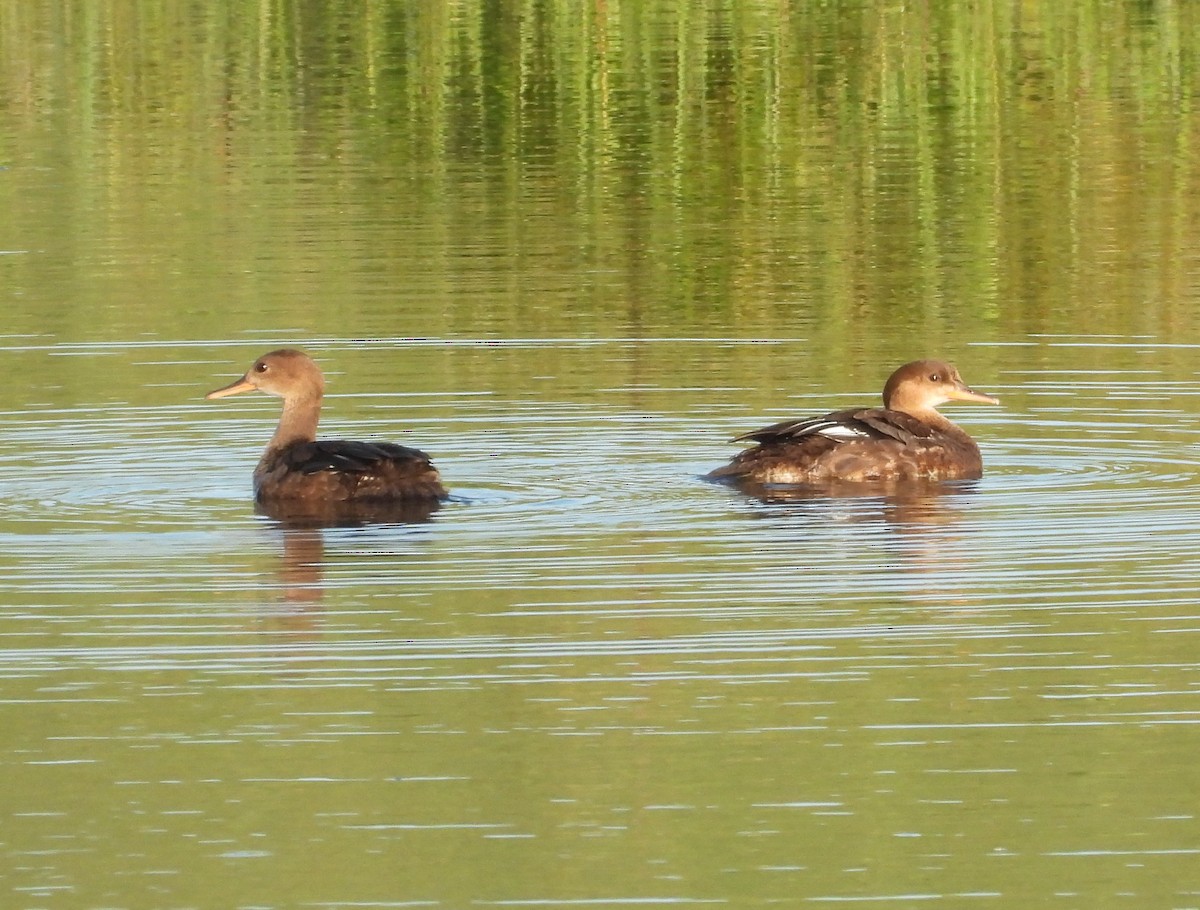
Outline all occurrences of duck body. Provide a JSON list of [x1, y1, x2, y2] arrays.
[[253, 439, 447, 503], [207, 349, 448, 506], [709, 360, 998, 487]]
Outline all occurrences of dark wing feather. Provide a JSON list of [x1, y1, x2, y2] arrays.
[[733, 408, 933, 446], [852, 409, 935, 443], [282, 440, 428, 475], [259, 440, 448, 502]]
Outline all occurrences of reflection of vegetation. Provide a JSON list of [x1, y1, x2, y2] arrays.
[[0, 1, 1195, 345]]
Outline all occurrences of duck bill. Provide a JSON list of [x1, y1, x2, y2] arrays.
[[205, 376, 256, 400], [947, 384, 999, 405]]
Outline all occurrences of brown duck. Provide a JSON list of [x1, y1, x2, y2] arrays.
[[206, 349, 448, 505], [708, 359, 999, 486]]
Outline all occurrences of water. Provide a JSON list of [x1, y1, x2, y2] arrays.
[[3, 2, 1200, 907], [3, 337, 1200, 906]]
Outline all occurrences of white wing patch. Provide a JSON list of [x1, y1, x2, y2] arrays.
[[806, 421, 870, 440]]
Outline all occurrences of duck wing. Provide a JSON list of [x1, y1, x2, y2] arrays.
[[282, 440, 433, 475], [733, 408, 935, 446], [268, 440, 448, 501]]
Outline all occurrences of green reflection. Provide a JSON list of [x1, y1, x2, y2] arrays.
[[0, 0, 1196, 350]]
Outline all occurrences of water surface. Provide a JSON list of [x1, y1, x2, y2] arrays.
[[2, 3, 1200, 908]]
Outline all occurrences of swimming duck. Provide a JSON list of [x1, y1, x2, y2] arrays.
[[206, 349, 448, 505], [708, 359, 998, 486]]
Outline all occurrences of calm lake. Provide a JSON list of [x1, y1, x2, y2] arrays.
[[2, 2, 1200, 908]]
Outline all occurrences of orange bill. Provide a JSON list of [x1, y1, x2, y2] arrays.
[[205, 376, 256, 399], [946, 382, 999, 405]]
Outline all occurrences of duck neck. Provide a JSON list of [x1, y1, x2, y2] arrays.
[[267, 392, 321, 452], [904, 406, 958, 434]]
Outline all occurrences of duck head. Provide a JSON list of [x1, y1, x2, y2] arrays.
[[883, 360, 999, 416], [206, 349, 325, 403]]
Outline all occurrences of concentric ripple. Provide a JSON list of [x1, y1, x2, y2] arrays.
[[3, 343, 1200, 665]]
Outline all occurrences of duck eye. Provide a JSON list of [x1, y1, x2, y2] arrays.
[[254, 362, 268, 373]]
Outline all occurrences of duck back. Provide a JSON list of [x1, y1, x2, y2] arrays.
[[709, 407, 982, 485], [255, 440, 448, 502]]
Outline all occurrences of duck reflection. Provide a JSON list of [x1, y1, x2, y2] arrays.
[[728, 478, 982, 607], [245, 523, 327, 641], [729, 477, 974, 528], [256, 497, 442, 529], [275, 524, 326, 609], [256, 498, 440, 629]]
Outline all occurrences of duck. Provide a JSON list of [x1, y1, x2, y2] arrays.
[[205, 349, 448, 505], [708, 359, 999, 486]]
